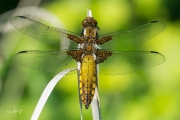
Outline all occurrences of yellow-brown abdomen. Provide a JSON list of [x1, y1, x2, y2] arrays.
[[79, 53, 96, 109]]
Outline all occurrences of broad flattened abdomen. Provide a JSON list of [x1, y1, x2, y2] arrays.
[[79, 54, 97, 109]]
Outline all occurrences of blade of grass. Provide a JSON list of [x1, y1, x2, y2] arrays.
[[79, 96, 83, 120], [92, 87, 101, 120], [77, 64, 84, 120], [30, 68, 76, 120]]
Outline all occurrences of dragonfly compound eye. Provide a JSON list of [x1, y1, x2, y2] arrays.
[[82, 17, 98, 27]]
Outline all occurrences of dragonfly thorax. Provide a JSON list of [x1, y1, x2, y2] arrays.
[[83, 26, 98, 38], [80, 18, 99, 52]]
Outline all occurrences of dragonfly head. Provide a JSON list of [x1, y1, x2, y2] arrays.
[[82, 9, 98, 27], [82, 17, 97, 27]]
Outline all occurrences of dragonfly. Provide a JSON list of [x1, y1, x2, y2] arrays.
[[10, 10, 165, 109]]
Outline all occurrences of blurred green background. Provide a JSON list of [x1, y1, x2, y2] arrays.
[[0, 0, 180, 120]]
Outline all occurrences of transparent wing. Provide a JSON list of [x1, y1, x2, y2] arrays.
[[10, 16, 79, 48], [98, 51, 165, 75], [13, 50, 77, 73], [99, 21, 165, 50]]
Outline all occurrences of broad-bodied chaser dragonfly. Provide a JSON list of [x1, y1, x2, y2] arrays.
[[10, 10, 165, 109]]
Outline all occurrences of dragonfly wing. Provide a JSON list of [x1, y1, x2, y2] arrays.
[[13, 50, 77, 73], [98, 21, 165, 50], [10, 16, 79, 49], [98, 51, 165, 75]]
